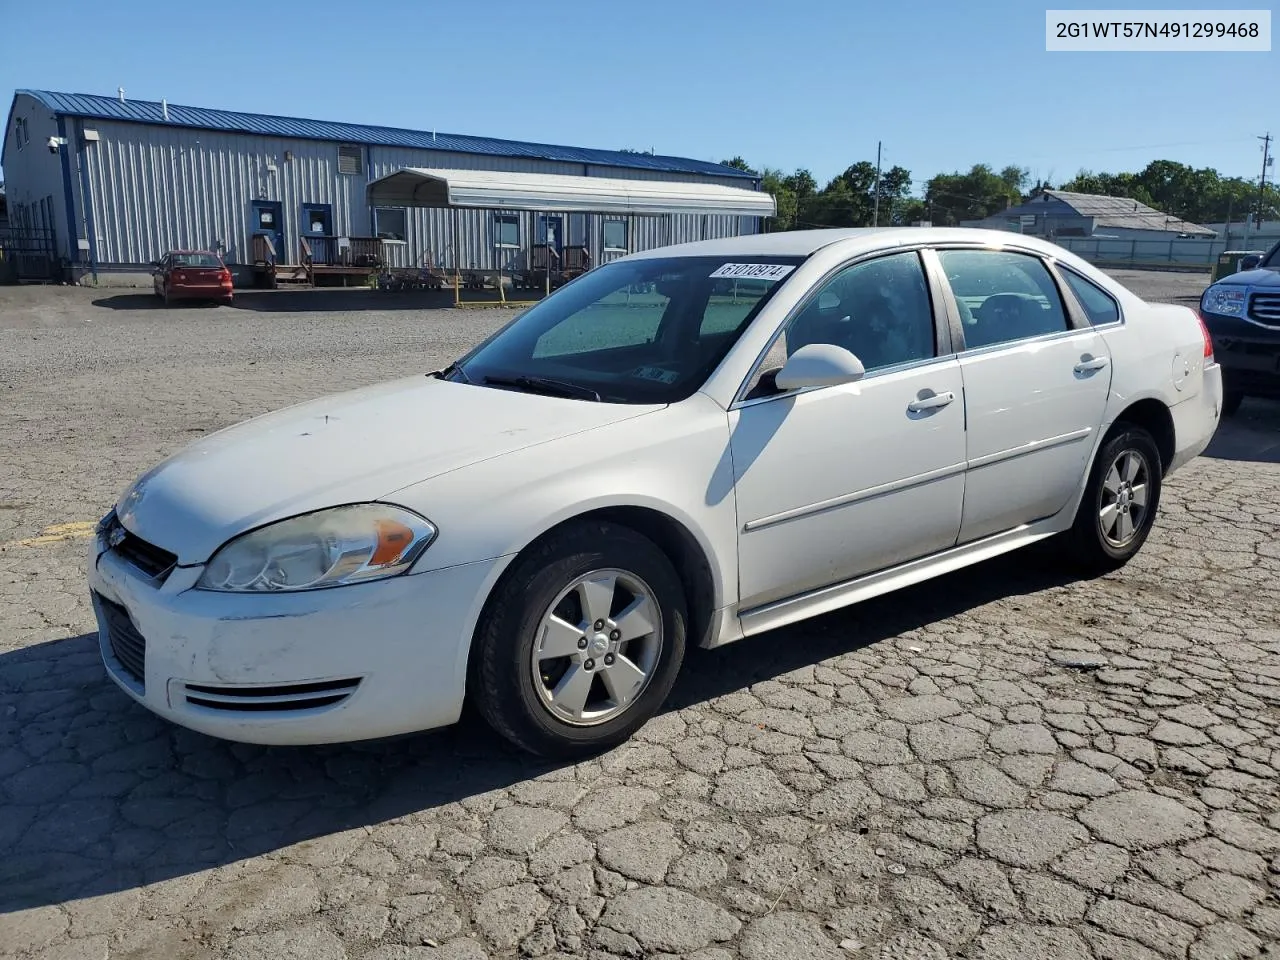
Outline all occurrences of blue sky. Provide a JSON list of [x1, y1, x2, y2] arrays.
[[3, 0, 1274, 190]]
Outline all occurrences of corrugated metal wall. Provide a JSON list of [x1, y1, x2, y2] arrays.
[[73, 119, 761, 268], [4, 94, 73, 259]]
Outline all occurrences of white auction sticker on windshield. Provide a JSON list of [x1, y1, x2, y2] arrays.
[[709, 263, 795, 281]]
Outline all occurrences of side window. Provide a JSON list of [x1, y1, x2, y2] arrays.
[[744, 251, 935, 398], [937, 250, 1069, 350], [1061, 269, 1121, 325]]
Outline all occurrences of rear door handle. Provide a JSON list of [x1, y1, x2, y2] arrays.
[[1074, 356, 1110, 373], [907, 391, 955, 413]]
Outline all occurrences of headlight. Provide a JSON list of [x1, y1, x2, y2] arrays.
[[196, 504, 436, 593], [1201, 285, 1247, 317]]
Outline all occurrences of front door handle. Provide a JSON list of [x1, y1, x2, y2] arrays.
[[907, 391, 955, 413], [1074, 356, 1110, 374]]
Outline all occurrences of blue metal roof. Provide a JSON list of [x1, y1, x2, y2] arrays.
[[13, 90, 757, 181]]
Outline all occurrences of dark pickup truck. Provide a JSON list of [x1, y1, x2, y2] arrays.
[[1199, 239, 1280, 416]]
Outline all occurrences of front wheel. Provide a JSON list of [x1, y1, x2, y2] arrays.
[[1065, 425, 1162, 574], [468, 521, 687, 758]]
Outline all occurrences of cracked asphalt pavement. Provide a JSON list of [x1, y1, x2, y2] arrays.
[[2, 277, 1278, 960]]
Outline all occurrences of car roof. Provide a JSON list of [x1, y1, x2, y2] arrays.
[[167, 250, 221, 255], [624, 227, 1069, 261]]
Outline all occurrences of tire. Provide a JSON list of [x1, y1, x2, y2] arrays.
[[1065, 425, 1163, 574], [1221, 389, 1244, 418], [468, 520, 687, 758]]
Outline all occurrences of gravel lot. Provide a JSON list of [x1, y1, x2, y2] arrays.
[[2, 270, 1278, 960]]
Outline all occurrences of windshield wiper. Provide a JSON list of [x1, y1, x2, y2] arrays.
[[433, 361, 471, 383], [482, 375, 602, 402]]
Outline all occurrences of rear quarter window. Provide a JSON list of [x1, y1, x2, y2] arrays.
[[1061, 270, 1121, 325]]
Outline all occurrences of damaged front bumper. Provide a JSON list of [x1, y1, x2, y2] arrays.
[[87, 532, 504, 745]]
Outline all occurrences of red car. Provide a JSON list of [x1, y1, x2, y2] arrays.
[[152, 251, 234, 305]]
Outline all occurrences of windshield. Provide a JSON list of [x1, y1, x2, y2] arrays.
[[1262, 241, 1280, 270], [173, 253, 223, 267], [453, 255, 804, 403]]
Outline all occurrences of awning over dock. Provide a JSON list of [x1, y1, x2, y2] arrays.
[[366, 168, 776, 218]]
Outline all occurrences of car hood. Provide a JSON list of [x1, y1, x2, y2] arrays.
[[116, 375, 662, 564], [1212, 267, 1280, 288]]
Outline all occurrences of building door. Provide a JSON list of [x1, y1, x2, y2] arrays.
[[301, 203, 333, 264], [250, 200, 285, 263], [538, 215, 563, 255]]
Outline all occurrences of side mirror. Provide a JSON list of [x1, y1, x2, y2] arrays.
[[774, 343, 866, 392], [150, 260, 160, 268], [1239, 254, 1261, 271]]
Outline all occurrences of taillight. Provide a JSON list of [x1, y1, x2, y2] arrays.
[[219, 269, 232, 285], [1196, 311, 1214, 363]]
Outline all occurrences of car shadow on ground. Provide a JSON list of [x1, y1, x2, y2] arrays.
[[90, 290, 528, 313], [0, 546, 1078, 913], [1203, 400, 1280, 464]]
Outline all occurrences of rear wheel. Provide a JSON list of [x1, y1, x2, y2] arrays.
[[468, 521, 687, 758], [1065, 425, 1162, 574], [1221, 389, 1244, 418]]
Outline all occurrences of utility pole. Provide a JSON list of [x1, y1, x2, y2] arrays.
[[1256, 132, 1272, 232], [870, 142, 880, 227]]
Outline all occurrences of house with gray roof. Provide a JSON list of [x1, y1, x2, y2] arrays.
[[966, 189, 1215, 241]]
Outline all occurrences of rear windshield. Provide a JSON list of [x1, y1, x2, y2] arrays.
[[173, 253, 223, 267], [453, 255, 805, 404]]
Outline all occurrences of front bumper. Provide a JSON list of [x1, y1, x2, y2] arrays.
[[88, 538, 507, 745], [1202, 310, 1280, 396]]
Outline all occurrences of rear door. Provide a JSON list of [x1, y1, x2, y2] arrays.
[[933, 247, 1112, 544]]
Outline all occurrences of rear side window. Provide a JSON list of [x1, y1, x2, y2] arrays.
[[1061, 270, 1121, 325], [937, 249, 1069, 350]]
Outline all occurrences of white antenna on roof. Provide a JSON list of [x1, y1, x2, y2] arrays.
[[118, 87, 125, 102], [162, 99, 169, 120]]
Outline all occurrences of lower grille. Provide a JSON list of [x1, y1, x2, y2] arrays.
[[98, 594, 145, 687], [180, 677, 361, 713], [1248, 292, 1280, 327]]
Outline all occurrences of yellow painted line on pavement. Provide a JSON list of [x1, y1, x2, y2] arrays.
[[3, 521, 97, 548]]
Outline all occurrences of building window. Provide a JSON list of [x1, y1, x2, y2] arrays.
[[338, 144, 362, 175], [603, 219, 628, 251], [494, 213, 520, 248], [14, 117, 26, 150], [373, 207, 407, 242]]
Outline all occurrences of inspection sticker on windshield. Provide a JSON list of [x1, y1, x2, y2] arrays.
[[709, 263, 795, 281]]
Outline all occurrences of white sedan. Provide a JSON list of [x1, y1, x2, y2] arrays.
[[89, 228, 1222, 756]]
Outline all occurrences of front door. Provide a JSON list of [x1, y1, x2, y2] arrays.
[[935, 247, 1113, 544], [731, 250, 967, 611], [301, 203, 332, 263], [251, 200, 285, 263]]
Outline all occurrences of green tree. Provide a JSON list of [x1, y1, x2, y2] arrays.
[[925, 164, 1023, 225], [720, 156, 754, 173]]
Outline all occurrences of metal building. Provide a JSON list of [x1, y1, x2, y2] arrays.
[[964, 190, 1215, 241], [2, 89, 773, 282]]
